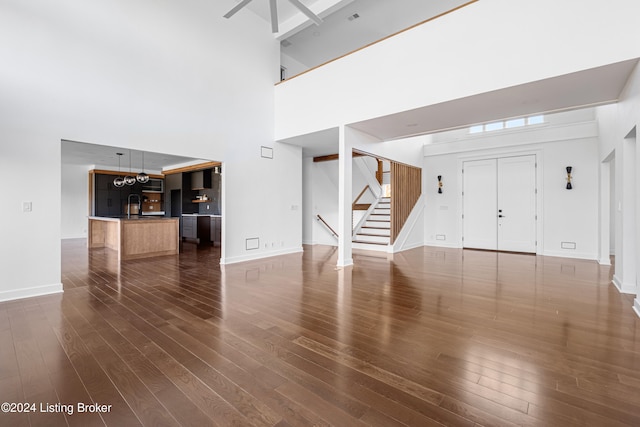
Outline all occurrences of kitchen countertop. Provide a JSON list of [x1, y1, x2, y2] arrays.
[[89, 216, 178, 221], [182, 214, 221, 217]]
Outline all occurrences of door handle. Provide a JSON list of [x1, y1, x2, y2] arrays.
[[498, 214, 505, 218]]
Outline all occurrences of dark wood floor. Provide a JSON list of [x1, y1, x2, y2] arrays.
[[1, 240, 639, 426]]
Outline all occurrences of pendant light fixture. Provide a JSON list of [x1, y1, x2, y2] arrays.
[[113, 153, 125, 187], [136, 151, 149, 183], [124, 149, 136, 186]]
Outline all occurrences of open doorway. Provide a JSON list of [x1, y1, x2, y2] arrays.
[[61, 140, 223, 260]]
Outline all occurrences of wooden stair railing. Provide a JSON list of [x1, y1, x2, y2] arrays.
[[352, 185, 372, 211], [390, 162, 422, 244], [376, 159, 383, 185], [316, 214, 338, 238]]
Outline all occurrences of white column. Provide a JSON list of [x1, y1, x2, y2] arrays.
[[633, 131, 640, 317], [598, 159, 611, 265], [337, 125, 353, 267], [615, 135, 636, 295]]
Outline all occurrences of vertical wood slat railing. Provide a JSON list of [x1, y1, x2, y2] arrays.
[[390, 162, 422, 244]]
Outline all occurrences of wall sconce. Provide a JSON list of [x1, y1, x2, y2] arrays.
[[566, 166, 573, 190], [437, 175, 443, 193]]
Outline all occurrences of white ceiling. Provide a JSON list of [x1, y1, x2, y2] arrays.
[[61, 140, 206, 172]]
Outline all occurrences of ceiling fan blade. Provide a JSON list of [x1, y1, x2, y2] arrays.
[[223, 0, 254, 19], [269, 0, 279, 33], [286, 0, 323, 26]]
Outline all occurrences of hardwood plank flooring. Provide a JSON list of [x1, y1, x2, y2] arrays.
[[1, 240, 639, 426]]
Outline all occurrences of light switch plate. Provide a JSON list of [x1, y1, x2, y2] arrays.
[[22, 201, 32, 212]]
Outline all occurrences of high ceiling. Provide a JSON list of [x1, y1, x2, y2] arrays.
[[243, 1, 638, 157]]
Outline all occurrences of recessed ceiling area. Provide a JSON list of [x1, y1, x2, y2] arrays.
[[61, 140, 207, 172]]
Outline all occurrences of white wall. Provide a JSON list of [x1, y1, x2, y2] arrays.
[[351, 131, 425, 168], [61, 164, 90, 239], [0, 0, 300, 301], [424, 111, 600, 260], [303, 155, 373, 246], [275, 0, 640, 140], [596, 62, 640, 308]]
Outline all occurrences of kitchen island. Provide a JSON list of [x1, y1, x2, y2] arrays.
[[88, 216, 179, 261]]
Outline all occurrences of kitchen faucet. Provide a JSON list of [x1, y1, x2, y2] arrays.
[[127, 194, 141, 218]]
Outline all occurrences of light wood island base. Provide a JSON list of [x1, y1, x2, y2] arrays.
[[88, 216, 179, 261]]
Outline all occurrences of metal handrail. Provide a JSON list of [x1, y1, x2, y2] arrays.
[[316, 214, 338, 238]]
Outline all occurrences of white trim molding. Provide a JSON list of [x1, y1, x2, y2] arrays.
[[612, 274, 636, 294], [0, 283, 63, 303]]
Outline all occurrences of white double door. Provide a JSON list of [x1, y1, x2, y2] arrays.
[[463, 155, 537, 253]]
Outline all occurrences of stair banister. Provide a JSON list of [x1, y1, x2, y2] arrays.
[[316, 214, 338, 238]]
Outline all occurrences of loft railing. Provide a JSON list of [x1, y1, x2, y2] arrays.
[[276, 0, 479, 84]]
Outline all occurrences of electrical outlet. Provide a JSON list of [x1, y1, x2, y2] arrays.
[[22, 201, 32, 213]]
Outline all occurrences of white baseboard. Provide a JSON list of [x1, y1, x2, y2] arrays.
[[542, 250, 597, 261], [62, 235, 86, 240], [220, 246, 303, 265], [425, 241, 461, 249], [389, 240, 424, 253], [0, 283, 63, 302], [613, 275, 636, 294], [598, 258, 612, 266], [634, 299, 640, 319]]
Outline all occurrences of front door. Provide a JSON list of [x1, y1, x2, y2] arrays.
[[463, 155, 537, 253]]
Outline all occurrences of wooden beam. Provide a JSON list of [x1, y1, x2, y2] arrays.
[[313, 152, 365, 162], [91, 169, 164, 179], [163, 161, 221, 175]]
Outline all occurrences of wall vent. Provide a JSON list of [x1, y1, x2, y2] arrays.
[[347, 13, 360, 21]]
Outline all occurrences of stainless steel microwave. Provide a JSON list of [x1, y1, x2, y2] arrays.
[[142, 178, 164, 193]]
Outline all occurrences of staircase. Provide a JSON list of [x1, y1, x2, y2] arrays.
[[353, 197, 391, 247]]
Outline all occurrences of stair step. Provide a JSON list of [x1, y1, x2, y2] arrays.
[[365, 220, 390, 227], [370, 214, 390, 220], [357, 232, 390, 237], [352, 239, 389, 246], [360, 230, 390, 237], [354, 234, 390, 244], [373, 208, 390, 214]]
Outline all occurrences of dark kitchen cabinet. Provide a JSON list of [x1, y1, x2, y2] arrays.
[[94, 174, 121, 217], [181, 173, 198, 213], [182, 215, 197, 240], [210, 216, 221, 247], [93, 173, 143, 217]]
